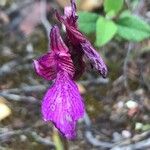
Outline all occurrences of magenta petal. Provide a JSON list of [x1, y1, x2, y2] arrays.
[[70, 0, 76, 18], [67, 27, 86, 43], [68, 28, 107, 77], [42, 71, 84, 139], [81, 42, 108, 78], [64, 6, 72, 19], [64, 0, 76, 20], [58, 18, 107, 77], [56, 1, 108, 77], [62, 24, 107, 77], [64, 0, 77, 27], [33, 52, 57, 80], [50, 26, 75, 78], [50, 26, 69, 53], [34, 26, 75, 80]]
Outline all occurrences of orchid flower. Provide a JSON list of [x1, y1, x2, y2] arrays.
[[33, 0, 108, 140], [56, 0, 108, 78], [33, 26, 84, 139]]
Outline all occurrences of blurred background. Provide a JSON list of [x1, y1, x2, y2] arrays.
[[0, 0, 150, 150]]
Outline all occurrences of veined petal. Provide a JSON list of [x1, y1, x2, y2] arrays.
[[67, 27, 86, 43], [56, 0, 77, 27], [56, 12, 85, 43], [60, 22, 107, 77], [64, 0, 76, 19], [34, 26, 75, 80], [50, 26, 69, 53], [33, 52, 57, 80], [42, 71, 84, 139], [81, 42, 108, 78], [70, 0, 76, 18], [64, 0, 77, 27], [68, 30, 107, 77], [56, 1, 108, 77], [50, 26, 75, 78]]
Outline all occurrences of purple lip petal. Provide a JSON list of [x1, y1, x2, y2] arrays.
[[42, 71, 84, 139], [33, 52, 57, 80], [81, 42, 108, 78]]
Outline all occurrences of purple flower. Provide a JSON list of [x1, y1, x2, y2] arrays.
[[33, 26, 84, 139], [33, 0, 108, 140], [56, 0, 108, 78]]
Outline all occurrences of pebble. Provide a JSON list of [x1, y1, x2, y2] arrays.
[[126, 100, 138, 109], [122, 130, 131, 138]]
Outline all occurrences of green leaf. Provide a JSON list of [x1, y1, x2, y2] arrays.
[[142, 124, 150, 131], [116, 14, 150, 41], [78, 11, 99, 34], [104, 0, 124, 15], [96, 17, 117, 46], [135, 122, 150, 131]]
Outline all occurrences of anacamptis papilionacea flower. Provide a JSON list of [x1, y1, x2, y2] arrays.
[[33, 0, 107, 140]]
